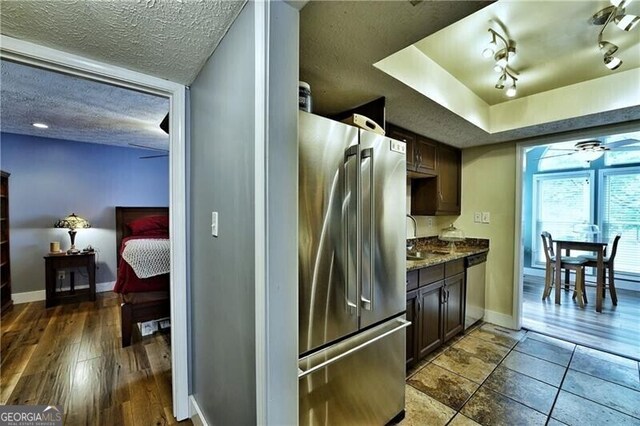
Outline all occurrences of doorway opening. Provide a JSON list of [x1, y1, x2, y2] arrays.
[[516, 130, 640, 361], [0, 37, 189, 420]]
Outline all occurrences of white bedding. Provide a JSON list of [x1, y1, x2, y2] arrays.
[[122, 238, 170, 279]]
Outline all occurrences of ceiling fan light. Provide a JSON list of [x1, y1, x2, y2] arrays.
[[505, 84, 517, 98], [615, 14, 640, 31], [604, 54, 623, 70]]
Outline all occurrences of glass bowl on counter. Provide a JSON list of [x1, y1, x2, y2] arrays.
[[438, 224, 465, 253]]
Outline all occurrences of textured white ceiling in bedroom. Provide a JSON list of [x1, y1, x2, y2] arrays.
[[1, 60, 170, 150]]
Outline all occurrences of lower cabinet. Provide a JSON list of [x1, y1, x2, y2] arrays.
[[406, 263, 466, 370]]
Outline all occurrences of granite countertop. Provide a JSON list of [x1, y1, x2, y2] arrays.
[[406, 236, 489, 271]]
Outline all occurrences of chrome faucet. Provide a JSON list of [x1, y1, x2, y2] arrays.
[[406, 214, 418, 251]]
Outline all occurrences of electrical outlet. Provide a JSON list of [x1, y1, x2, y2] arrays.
[[474, 212, 482, 223], [58, 271, 65, 281], [482, 212, 491, 224], [427, 217, 433, 227]]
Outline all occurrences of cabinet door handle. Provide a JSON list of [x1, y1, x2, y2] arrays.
[[417, 300, 421, 311], [446, 290, 450, 303]]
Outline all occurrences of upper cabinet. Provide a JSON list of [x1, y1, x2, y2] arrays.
[[414, 136, 437, 176], [386, 124, 416, 171], [387, 124, 438, 177], [387, 123, 461, 216]]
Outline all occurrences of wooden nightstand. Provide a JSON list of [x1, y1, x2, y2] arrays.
[[44, 252, 96, 308]]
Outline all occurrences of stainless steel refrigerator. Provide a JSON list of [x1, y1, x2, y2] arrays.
[[298, 112, 408, 425]]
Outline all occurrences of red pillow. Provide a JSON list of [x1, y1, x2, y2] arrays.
[[127, 215, 169, 236]]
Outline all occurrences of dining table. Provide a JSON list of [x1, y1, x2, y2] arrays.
[[554, 236, 608, 313]]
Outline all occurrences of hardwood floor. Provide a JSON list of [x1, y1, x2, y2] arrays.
[[0, 292, 191, 425], [523, 274, 640, 361]]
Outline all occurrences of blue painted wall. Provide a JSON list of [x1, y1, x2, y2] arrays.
[[0, 132, 168, 293]]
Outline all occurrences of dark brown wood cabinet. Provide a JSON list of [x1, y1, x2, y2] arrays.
[[387, 124, 416, 171], [411, 145, 461, 215], [406, 259, 466, 370], [1, 171, 11, 314], [406, 289, 419, 368], [386, 122, 461, 215], [443, 273, 465, 342], [417, 281, 445, 359], [414, 136, 437, 176]]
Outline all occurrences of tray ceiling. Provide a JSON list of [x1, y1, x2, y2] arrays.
[[301, 1, 640, 148]]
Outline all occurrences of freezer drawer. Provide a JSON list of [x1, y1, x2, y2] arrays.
[[299, 317, 408, 426]]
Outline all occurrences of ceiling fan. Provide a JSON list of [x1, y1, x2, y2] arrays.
[[539, 138, 640, 160], [129, 142, 169, 159]]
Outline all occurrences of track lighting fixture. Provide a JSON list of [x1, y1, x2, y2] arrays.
[[482, 28, 519, 98], [591, 0, 638, 70]]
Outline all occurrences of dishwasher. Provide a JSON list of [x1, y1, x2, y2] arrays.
[[465, 252, 487, 330]]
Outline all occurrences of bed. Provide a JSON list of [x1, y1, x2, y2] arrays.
[[114, 206, 170, 347]]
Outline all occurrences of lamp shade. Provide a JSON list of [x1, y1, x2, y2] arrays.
[[54, 213, 91, 230]]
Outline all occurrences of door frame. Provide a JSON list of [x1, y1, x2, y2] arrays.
[[0, 35, 190, 420]]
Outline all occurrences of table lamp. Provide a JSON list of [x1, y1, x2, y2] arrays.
[[54, 213, 91, 254]]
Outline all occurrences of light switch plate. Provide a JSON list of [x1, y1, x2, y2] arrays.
[[482, 212, 490, 223], [474, 212, 482, 223], [211, 211, 218, 237]]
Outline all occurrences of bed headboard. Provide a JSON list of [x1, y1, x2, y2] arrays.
[[115, 206, 169, 266]]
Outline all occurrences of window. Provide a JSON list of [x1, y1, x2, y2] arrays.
[[604, 133, 640, 166], [532, 171, 594, 266], [599, 167, 640, 275]]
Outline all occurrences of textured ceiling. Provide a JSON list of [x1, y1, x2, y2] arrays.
[[416, 1, 640, 105], [300, 1, 640, 148], [0, 0, 246, 85], [1, 59, 170, 150]]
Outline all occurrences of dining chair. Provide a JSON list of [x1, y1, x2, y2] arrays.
[[578, 234, 621, 306], [540, 232, 589, 308]]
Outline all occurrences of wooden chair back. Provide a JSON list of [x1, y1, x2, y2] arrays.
[[541, 232, 555, 262], [608, 234, 622, 262]]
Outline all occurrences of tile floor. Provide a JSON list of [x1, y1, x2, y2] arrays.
[[400, 323, 640, 426]]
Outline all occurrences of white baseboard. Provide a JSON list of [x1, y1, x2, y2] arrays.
[[483, 309, 516, 330], [189, 395, 208, 426], [13, 281, 115, 304], [13, 290, 46, 304]]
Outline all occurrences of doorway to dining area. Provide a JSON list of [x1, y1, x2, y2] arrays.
[[519, 130, 640, 361]]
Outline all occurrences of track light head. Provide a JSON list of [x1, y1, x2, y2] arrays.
[[495, 74, 506, 89], [482, 31, 498, 58], [610, 0, 632, 7], [604, 54, 623, 69], [615, 13, 640, 31], [599, 41, 619, 56], [505, 83, 517, 98]]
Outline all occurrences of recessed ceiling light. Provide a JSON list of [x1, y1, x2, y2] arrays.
[[32, 122, 49, 129]]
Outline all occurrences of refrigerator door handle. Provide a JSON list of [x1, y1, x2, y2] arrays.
[[344, 146, 359, 314], [360, 147, 374, 311], [298, 318, 410, 379]]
